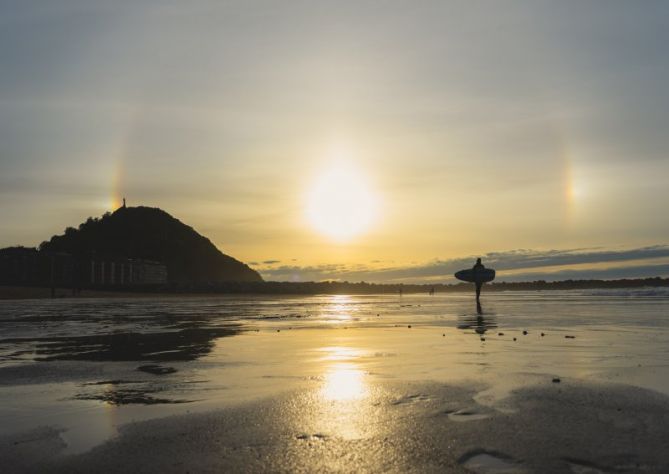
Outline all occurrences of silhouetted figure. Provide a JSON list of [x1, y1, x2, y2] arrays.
[[472, 258, 485, 303]]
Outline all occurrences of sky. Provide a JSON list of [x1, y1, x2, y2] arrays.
[[1, 1, 668, 283]]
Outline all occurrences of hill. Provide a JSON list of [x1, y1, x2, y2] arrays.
[[39, 206, 262, 284]]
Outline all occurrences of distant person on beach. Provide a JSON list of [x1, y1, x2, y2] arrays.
[[472, 258, 485, 302]]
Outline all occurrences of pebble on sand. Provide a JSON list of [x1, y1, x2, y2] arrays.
[[552, 377, 561, 383], [498, 332, 504, 336], [513, 337, 517, 341], [565, 335, 576, 339], [523, 330, 528, 335], [408, 325, 412, 328], [541, 332, 545, 337]]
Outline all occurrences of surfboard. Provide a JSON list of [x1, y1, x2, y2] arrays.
[[454, 268, 496, 284]]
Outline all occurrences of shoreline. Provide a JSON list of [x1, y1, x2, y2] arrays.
[[2, 279, 668, 301]]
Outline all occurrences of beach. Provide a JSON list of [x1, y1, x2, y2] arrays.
[[2, 291, 669, 473]]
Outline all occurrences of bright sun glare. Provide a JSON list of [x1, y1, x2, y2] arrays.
[[306, 162, 379, 242]]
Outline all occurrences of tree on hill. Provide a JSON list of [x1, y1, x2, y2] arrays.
[[39, 206, 262, 283]]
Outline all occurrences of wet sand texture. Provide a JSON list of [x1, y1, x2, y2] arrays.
[[4, 380, 669, 474]]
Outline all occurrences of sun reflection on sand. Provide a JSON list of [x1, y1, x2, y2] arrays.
[[319, 346, 365, 361], [314, 346, 374, 439], [324, 295, 355, 324], [321, 362, 367, 401], [318, 345, 368, 401]]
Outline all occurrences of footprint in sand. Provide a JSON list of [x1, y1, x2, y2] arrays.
[[460, 451, 526, 473], [565, 460, 607, 474], [296, 433, 329, 442], [391, 393, 431, 405], [564, 457, 644, 474], [447, 407, 492, 422]]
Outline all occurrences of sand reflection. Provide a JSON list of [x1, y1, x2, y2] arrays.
[[322, 362, 366, 401], [324, 295, 354, 323], [313, 345, 373, 439], [319, 346, 368, 401], [457, 313, 498, 336]]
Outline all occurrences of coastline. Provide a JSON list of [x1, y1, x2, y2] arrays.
[[2, 277, 668, 300]]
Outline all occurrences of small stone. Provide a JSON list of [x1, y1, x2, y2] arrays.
[[498, 332, 504, 336], [277, 329, 281, 332], [523, 330, 528, 335], [408, 325, 412, 329], [541, 332, 545, 337], [513, 337, 517, 341], [442, 333, 445, 337], [565, 335, 575, 339], [552, 377, 561, 383]]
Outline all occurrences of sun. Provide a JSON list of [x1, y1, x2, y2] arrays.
[[305, 162, 379, 242]]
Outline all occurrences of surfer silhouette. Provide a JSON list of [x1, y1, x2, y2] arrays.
[[472, 258, 485, 303], [454, 259, 495, 307]]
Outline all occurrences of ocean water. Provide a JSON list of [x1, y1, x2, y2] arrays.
[[1, 289, 669, 454]]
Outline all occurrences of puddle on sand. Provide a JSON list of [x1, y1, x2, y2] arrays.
[[74, 389, 191, 405], [460, 451, 526, 473]]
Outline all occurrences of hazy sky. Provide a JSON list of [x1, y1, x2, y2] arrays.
[[2, 1, 668, 282]]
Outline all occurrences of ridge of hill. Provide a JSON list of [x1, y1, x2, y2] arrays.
[[38, 206, 262, 283]]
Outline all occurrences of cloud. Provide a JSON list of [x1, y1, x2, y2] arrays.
[[259, 245, 669, 283], [262, 260, 281, 265], [496, 264, 669, 282]]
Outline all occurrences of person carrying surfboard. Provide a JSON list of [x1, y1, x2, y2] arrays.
[[472, 258, 485, 302], [454, 260, 495, 303]]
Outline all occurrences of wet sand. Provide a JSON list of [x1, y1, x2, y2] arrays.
[[4, 379, 669, 473], [0, 286, 154, 300], [2, 293, 669, 472]]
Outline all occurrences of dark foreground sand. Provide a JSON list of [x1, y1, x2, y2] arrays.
[[3, 380, 669, 474]]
